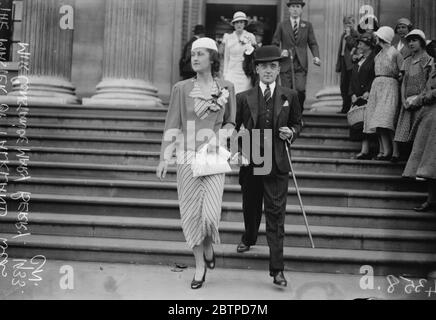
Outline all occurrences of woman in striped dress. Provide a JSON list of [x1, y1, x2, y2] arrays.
[[156, 38, 236, 289]]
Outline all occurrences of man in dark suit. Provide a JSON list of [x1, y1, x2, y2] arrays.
[[234, 45, 302, 287], [179, 25, 205, 80], [336, 16, 359, 114], [272, 0, 320, 113]]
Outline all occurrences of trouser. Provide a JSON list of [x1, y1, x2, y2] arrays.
[[240, 164, 289, 273], [280, 70, 307, 114]]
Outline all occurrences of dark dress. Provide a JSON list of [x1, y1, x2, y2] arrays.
[[348, 52, 376, 141]]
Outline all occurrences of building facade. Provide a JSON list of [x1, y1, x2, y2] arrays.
[[0, 0, 435, 108]]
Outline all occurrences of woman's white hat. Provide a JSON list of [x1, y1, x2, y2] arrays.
[[191, 37, 218, 52], [374, 26, 395, 44], [406, 29, 426, 42], [231, 11, 248, 24]]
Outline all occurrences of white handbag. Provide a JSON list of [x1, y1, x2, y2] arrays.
[[191, 144, 232, 177]]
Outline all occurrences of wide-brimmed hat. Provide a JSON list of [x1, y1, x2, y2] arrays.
[[358, 14, 379, 34], [406, 29, 426, 43], [358, 32, 376, 47], [395, 18, 413, 33], [286, 0, 305, 7], [231, 11, 248, 24], [193, 25, 205, 35], [192, 37, 218, 52], [374, 26, 395, 44], [254, 45, 284, 63]]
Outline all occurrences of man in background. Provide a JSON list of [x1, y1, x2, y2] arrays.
[[179, 25, 206, 80], [272, 0, 321, 114]]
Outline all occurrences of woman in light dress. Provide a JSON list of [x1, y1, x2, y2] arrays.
[[364, 26, 403, 161], [393, 29, 433, 161], [223, 11, 256, 94]]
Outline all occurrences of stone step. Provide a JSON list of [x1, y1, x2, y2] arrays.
[[2, 113, 167, 128], [3, 159, 423, 191], [4, 122, 354, 142], [3, 103, 168, 117], [5, 195, 435, 230], [5, 145, 363, 162], [2, 233, 435, 276], [303, 122, 350, 135], [2, 213, 435, 253], [6, 152, 405, 176], [4, 177, 425, 209], [4, 132, 361, 150]]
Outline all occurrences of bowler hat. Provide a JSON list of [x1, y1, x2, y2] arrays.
[[254, 45, 284, 63], [287, 1, 305, 7]]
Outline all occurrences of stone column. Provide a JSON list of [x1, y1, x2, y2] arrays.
[[311, 0, 379, 112], [2, 0, 78, 105], [83, 0, 162, 107], [412, 0, 436, 40]]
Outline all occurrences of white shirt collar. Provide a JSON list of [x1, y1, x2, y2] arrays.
[[259, 81, 276, 97], [290, 17, 300, 26]]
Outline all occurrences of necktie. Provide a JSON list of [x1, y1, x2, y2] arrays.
[[293, 21, 298, 39], [264, 84, 271, 103]]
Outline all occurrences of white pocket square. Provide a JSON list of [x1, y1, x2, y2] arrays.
[[282, 101, 289, 107]]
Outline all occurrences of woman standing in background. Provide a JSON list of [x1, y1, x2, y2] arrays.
[[223, 11, 256, 94]]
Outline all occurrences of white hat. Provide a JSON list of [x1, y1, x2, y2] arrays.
[[191, 37, 218, 52], [406, 29, 426, 42], [231, 11, 248, 24], [374, 26, 395, 44]]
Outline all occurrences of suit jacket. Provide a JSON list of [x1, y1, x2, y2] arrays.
[[272, 19, 320, 73], [336, 28, 360, 73], [350, 53, 376, 97], [235, 83, 302, 174], [179, 36, 198, 79]]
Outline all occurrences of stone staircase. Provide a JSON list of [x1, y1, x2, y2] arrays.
[[1, 104, 436, 276]]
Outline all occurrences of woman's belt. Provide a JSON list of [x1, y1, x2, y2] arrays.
[[375, 75, 398, 80]]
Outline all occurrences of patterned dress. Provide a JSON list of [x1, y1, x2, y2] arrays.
[[364, 46, 403, 134], [160, 79, 236, 249], [394, 52, 433, 143], [223, 31, 256, 94], [403, 67, 436, 180]]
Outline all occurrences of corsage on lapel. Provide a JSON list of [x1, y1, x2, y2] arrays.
[[300, 22, 306, 28], [210, 83, 229, 112]]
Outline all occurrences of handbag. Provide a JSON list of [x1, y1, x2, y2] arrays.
[[347, 97, 367, 126], [191, 144, 232, 177]]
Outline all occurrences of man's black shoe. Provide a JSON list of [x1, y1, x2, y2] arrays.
[[271, 271, 287, 287], [236, 243, 250, 253]]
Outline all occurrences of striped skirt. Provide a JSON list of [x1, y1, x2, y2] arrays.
[[176, 161, 225, 249]]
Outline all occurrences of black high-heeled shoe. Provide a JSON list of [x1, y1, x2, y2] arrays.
[[191, 266, 207, 290], [204, 248, 215, 269]]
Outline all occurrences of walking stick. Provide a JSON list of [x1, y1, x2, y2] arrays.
[[285, 138, 315, 249]]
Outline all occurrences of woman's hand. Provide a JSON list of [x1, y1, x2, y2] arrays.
[[363, 92, 370, 100], [156, 160, 169, 180]]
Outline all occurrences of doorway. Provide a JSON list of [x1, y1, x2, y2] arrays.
[[205, 4, 278, 45]]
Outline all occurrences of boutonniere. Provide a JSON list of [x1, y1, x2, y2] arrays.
[[300, 23, 306, 28], [209, 87, 230, 112]]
